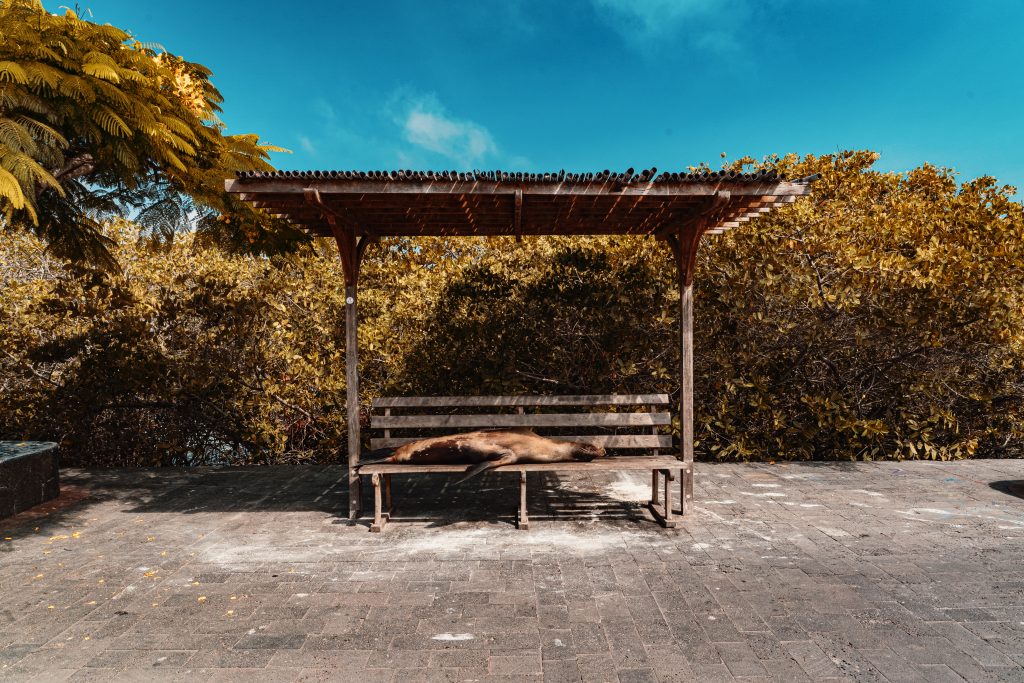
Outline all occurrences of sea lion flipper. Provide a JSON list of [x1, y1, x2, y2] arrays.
[[453, 452, 517, 485]]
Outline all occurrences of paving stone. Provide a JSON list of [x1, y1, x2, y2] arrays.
[[83, 649, 195, 669], [576, 654, 616, 683], [231, 633, 306, 650], [784, 641, 845, 680], [186, 649, 274, 668], [394, 666, 490, 682], [689, 662, 736, 682], [927, 621, 1019, 667], [297, 669, 393, 683], [543, 658, 582, 683], [206, 669, 301, 683], [715, 642, 768, 678], [571, 623, 610, 654], [0, 461, 1021, 681], [267, 649, 369, 669], [490, 652, 543, 675], [759, 658, 813, 683], [616, 669, 657, 683], [858, 647, 934, 682]]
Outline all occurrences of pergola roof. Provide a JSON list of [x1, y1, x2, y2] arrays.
[[223, 166, 818, 520], [225, 167, 815, 238]]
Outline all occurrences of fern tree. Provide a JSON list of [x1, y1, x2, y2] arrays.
[[0, 0, 303, 269]]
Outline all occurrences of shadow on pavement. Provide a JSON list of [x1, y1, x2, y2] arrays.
[[989, 480, 1024, 501], [59, 466, 659, 530]]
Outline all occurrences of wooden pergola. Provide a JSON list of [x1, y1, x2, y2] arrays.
[[226, 168, 815, 519]]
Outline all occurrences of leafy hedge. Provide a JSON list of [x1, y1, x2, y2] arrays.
[[1, 152, 1021, 466]]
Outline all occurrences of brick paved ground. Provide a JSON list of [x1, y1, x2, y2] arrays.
[[1, 460, 1023, 682]]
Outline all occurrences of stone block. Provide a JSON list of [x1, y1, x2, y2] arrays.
[[0, 441, 59, 518]]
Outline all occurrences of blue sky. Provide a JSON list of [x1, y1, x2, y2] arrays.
[[85, 1, 1024, 190]]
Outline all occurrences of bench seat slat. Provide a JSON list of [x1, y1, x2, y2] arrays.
[[369, 434, 672, 450], [372, 394, 669, 409], [373, 412, 670, 430], [358, 455, 683, 475]]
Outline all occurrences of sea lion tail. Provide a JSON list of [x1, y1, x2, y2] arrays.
[[357, 448, 396, 467]]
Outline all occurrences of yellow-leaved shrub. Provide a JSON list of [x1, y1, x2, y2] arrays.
[[1, 151, 1021, 465]]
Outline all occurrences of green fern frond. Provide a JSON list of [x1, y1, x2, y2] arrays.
[[158, 114, 197, 141], [30, 45, 63, 63], [114, 65, 148, 83], [0, 85, 49, 115], [0, 147, 63, 194], [161, 129, 197, 156], [111, 139, 139, 173], [0, 61, 28, 84], [58, 75, 96, 102], [82, 51, 118, 68], [0, 118, 38, 155], [92, 104, 132, 137], [21, 62, 62, 92], [162, 149, 187, 173], [0, 163, 29, 210], [10, 114, 68, 149], [90, 79, 131, 111], [82, 62, 121, 83]]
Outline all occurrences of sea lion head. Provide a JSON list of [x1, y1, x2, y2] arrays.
[[570, 442, 606, 461]]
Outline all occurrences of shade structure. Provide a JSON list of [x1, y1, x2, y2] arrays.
[[226, 167, 816, 520], [226, 168, 813, 240]]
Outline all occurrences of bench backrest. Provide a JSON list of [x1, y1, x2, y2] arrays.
[[369, 394, 672, 452]]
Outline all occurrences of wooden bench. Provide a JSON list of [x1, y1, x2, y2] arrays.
[[357, 395, 688, 532]]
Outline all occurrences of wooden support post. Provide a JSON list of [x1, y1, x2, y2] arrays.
[[679, 264, 696, 516], [308, 187, 369, 522], [346, 283, 361, 519], [669, 226, 701, 517], [680, 282, 695, 515], [517, 470, 529, 530]]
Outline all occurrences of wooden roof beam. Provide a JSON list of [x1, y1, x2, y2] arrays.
[[651, 190, 733, 238]]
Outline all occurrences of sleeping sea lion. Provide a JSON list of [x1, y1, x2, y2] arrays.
[[359, 428, 606, 483]]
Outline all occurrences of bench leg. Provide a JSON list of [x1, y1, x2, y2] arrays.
[[370, 473, 388, 533], [517, 471, 530, 530], [663, 469, 673, 524], [384, 473, 393, 512], [647, 469, 677, 528]]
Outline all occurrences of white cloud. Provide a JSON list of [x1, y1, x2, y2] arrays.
[[391, 91, 497, 168], [592, 0, 749, 52], [298, 135, 316, 155]]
